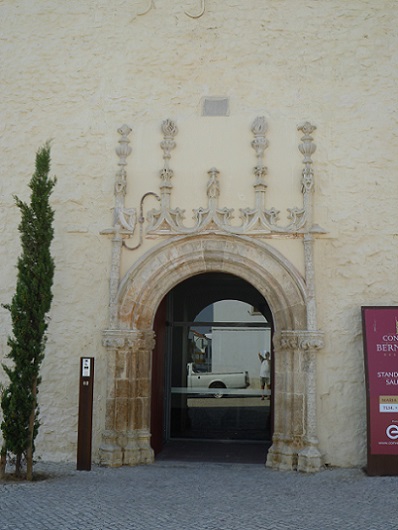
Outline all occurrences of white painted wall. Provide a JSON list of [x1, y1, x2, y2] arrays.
[[0, 0, 397, 467], [210, 301, 271, 383]]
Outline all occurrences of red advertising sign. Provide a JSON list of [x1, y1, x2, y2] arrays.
[[362, 307, 398, 475]]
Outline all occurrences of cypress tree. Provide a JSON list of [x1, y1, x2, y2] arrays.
[[1, 143, 56, 480]]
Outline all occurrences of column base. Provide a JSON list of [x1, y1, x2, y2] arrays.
[[297, 443, 324, 473], [266, 435, 324, 473], [123, 430, 154, 466], [98, 430, 154, 467], [98, 430, 124, 467], [266, 436, 298, 471]]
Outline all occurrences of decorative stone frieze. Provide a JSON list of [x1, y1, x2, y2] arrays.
[[143, 118, 326, 237], [274, 330, 325, 352]]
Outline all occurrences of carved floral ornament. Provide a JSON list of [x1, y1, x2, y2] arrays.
[[101, 117, 326, 250], [274, 330, 325, 352]]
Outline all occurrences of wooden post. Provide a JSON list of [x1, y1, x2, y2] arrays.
[[77, 357, 94, 471]]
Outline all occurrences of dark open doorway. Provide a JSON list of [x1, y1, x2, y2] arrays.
[[151, 272, 274, 463]]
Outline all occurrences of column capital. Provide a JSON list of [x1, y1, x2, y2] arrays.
[[274, 330, 324, 352], [102, 329, 156, 351]]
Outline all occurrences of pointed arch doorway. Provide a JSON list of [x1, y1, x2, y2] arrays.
[[151, 272, 274, 463]]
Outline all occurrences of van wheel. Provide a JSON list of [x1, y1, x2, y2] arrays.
[[209, 382, 226, 398]]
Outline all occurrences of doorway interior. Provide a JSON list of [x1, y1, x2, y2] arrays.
[[151, 272, 274, 463]]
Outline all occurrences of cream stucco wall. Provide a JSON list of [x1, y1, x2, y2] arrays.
[[0, 0, 397, 467]]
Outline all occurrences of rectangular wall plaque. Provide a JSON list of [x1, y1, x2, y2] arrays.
[[362, 306, 398, 475]]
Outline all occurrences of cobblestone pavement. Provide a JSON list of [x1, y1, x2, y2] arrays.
[[1, 460, 397, 530]]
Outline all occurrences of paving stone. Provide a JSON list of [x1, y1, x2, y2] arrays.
[[0, 461, 397, 530]]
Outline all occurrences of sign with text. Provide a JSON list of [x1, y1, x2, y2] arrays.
[[77, 357, 94, 471], [362, 306, 398, 475]]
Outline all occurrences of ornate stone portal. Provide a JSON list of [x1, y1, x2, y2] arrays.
[[100, 118, 325, 472]]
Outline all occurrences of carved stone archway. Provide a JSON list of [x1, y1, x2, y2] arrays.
[[100, 233, 324, 472]]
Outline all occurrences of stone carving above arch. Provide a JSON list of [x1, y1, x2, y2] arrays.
[[117, 233, 307, 332], [101, 118, 326, 256], [100, 117, 326, 472], [101, 117, 326, 329]]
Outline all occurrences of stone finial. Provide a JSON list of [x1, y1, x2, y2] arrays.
[[115, 124, 132, 197], [298, 122, 316, 164], [160, 119, 178, 168], [161, 118, 178, 139], [206, 168, 220, 199], [251, 116, 268, 191], [298, 122, 316, 193], [251, 116, 268, 161], [116, 124, 132, 166]]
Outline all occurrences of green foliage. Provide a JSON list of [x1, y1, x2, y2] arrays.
[[1, 143, 56, 471]]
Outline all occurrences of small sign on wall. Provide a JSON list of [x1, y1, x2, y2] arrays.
[[362, 306, 398, 475], [82, 358, 91, 378]]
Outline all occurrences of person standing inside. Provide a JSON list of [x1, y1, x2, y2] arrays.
[[258, 351, 271, 400]]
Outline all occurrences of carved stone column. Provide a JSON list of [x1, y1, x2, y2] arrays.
[[101, 124, 136, 329], [267, 330, 324, 472], [99, 329, 156, 467], [296, 331, 325, 472], [266, 332, 297, 470]]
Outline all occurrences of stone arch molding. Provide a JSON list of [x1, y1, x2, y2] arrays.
[[100, 234, 324, 472], [119, 234, 307, 330]]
